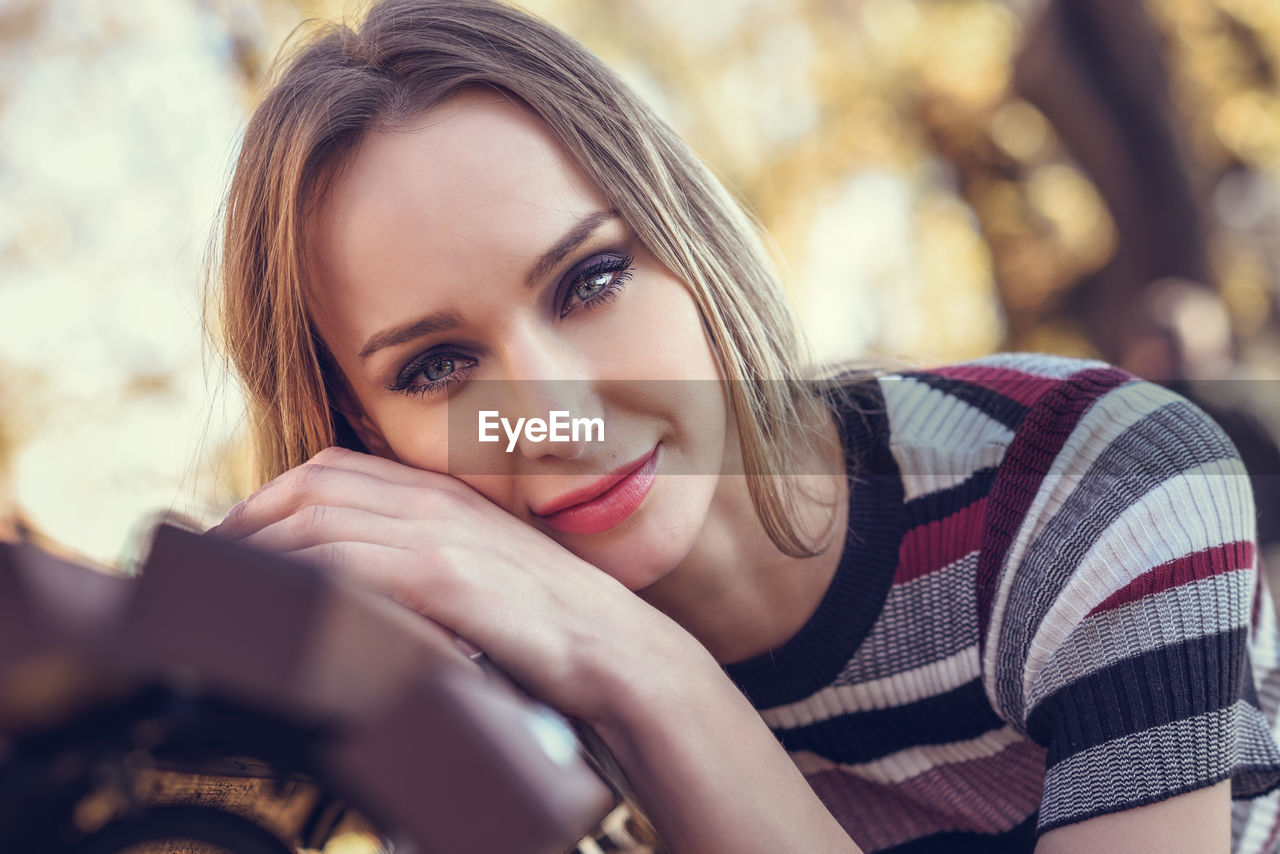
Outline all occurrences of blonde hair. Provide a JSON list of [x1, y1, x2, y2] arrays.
[[213, 0, 844, 557]]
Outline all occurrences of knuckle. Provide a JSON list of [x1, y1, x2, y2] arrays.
[[328, 541, 354, 572], [280, 463, 330, 503], [317, 541, 351, 573], [290, 503, 330, 537]]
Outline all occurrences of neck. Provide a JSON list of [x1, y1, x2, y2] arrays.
[[639, 404, 849, 664]]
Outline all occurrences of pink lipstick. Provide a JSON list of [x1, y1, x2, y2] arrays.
[[534, 446, 659, 535]]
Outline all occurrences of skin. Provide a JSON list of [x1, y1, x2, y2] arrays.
[[214, 90, 1233, 852]]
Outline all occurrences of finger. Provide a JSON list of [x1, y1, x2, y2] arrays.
[[306, 446, 474, 497], [215, 464, 427, 540], [286, 540, 456, 620], [239, 504, 407, 554], [285, 541, 486, 667]]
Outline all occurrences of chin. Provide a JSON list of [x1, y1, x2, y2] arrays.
[[566, 532, 683, 592], [565, 508, 701, 591]]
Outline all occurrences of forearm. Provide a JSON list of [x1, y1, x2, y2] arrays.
[[588, 638, 863, 854]]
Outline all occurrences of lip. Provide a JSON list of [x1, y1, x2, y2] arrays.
[[533, 445, 659, 535]]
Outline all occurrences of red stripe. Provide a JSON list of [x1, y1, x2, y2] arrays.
[[929, 364, 1062, 408], [976, 367, 1134, 648], [1087, 541, 1254, 617], [804, 737, 1046, 851], [897, 497, 988, 584]]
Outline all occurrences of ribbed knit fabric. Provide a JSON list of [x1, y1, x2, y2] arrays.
[[724, 352, 1280, 853]]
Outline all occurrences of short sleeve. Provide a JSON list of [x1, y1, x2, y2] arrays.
[[974, 362, 1280, 835]]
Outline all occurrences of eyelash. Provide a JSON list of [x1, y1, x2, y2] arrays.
[[386, 253, 634, 399]]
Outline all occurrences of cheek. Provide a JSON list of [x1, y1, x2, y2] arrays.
[[585, 272, 722, 384], [375, 407, 451, 470]]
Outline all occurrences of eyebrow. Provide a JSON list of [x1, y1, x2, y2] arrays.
[[524, 209, 619, 288], [357, 209, 619, 361], [358, 311, 460, 360]]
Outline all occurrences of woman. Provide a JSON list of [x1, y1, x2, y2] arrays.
[[209, 1, 1280, 850]]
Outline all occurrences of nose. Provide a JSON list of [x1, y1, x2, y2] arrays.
[[490, 322, 603, 462]]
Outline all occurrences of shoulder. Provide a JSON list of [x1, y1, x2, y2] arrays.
[[880, 351, 1116, 443], [861, 351, 1239, 492], [969, 354, 1254, 690], [922, 356, 1280, 837], [829, 352, 1124, 501], [847, 352, 1120, 455]]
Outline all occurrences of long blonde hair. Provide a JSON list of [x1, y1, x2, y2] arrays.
[[213, 0, 845, 556]]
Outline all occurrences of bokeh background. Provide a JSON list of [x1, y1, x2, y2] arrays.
[[1, 0, 1278, 566]]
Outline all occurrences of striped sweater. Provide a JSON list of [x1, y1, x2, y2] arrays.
[[724, 352, 1280, 853]]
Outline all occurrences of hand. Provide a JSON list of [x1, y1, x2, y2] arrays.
[[210, 446, 691, 722], [212, 447, 868, 853]]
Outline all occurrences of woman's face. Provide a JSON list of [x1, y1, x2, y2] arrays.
[[306, 90, 731, 591]]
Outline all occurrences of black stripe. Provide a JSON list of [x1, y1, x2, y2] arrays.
[[878, 812, 1038, 854], [904, 466, 998, 528], [900, 373, 1031, 433], [774, 679, 1003, 765], [725, 378, 907, 709], [1027, 626, 1247, 767]]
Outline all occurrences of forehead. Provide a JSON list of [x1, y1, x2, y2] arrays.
[[305, 90, 611, 330]]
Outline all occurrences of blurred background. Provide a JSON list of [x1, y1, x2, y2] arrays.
[[0, 0, 1278, 566]]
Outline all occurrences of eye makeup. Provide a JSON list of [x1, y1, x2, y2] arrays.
[[386, 350, 479, 398], [556, 252, 634, 318], [383, 250, 636, 400]]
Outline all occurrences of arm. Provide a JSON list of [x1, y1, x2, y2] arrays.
[[214, 447, 861, 854], [585, 623, 861, 853], [1034, 780, 1231, 854]]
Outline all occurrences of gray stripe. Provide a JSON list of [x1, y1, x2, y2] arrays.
[[836, 552, 980, 685], [1039, 701, 1280, 831], [1026, 570, 1253, 711], [993, 394, 1241, 723]]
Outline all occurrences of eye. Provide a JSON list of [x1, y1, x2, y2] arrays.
[[559, 254, 634, 318], [422, 356, 457, 381], [387, 350, 477, 399], [573, 271, 612, 301]]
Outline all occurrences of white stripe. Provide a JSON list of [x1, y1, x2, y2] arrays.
[[761, 645, 979, 729], [880, 374, 1014, 501], [1023, 458, 1255, 704], [789, 725, 1026, 785]]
